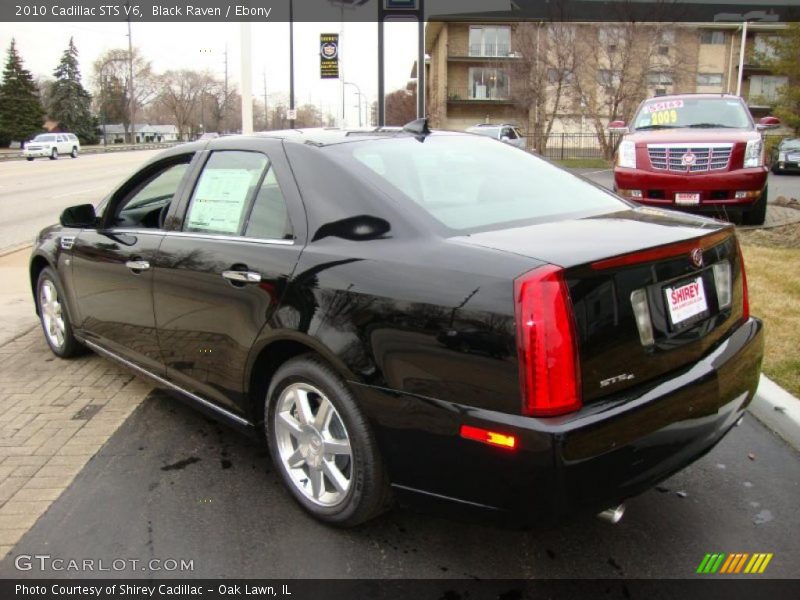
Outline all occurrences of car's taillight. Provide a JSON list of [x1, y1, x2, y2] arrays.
[[514, 264, 582, 417], [737, 241, 749, 321]]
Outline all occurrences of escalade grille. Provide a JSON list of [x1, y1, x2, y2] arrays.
[[647, 144, 733, 173]]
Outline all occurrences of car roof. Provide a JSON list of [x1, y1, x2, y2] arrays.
[[209, 128, 467, 148]]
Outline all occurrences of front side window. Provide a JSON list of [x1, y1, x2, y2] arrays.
[[468, 26, 511, 57], [469, 68, 510, 99], [185, 151, 268, 235], [112, 158, 192, 229]]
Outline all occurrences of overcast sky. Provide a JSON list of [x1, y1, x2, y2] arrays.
[[0, 19, 419, 127]]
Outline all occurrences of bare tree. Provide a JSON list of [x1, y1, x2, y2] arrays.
[[155, 69, 215, 140], [509, 22, 577, 152], [571, 20, 690, 157], [92, 48, 156, 142]]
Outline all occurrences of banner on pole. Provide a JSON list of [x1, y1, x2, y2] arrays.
[[320, 33, 339, 79]]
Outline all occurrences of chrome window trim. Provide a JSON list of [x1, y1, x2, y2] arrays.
[[82, 339, 251, 428], [98, 228, 295, 246]]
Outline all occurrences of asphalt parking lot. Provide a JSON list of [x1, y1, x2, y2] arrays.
[[0, 152, 799, 581], [1, 388, 799, 579]]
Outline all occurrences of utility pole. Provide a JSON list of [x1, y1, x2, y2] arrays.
[[264, 68, 269, 130], [223, 44, 229, 131], [736, 20, 749, 97], [289, 0, 296, 129], [417, 0, 425, 119], [125, 1, 135, 144], [241, 22, 253, 134]]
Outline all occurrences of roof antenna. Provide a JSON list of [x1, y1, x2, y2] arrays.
[[402, 118, 431, 136]]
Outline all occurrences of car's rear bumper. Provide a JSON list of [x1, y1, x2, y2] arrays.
[[614, 167, 768, 209], [773, 161, 800, 173], [354, 317, 763, 523]]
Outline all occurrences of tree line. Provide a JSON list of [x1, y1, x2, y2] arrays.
[[0, 39, 334, 148]]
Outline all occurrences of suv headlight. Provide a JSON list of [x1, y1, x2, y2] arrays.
[[617, 140, 637, 168], [744, 139, 763, 168]]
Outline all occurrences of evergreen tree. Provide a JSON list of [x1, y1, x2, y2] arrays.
[[48, 38, 97, 144], [0, 39, 45, 145]]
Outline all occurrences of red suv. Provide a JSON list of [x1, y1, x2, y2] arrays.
[[610, 94, 779, 225]]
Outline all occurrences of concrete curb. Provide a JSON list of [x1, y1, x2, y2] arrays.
[[748, 374, 800, 451], [0, 243, 32, 258]]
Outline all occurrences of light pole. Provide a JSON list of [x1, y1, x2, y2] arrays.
[[343, 81, 363, 127], [289, 0, 296, 129]]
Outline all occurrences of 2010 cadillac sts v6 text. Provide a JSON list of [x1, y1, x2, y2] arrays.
[[30, 121, 764, 527]]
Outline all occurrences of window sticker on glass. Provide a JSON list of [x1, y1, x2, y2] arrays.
[[641, 99, 683, 114], [186, 169, 255, 234]]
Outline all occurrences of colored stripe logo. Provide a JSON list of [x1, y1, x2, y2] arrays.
[[697, 553, 773, 574]]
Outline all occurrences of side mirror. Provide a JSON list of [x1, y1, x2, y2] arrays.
[[607, 120, 629, 134], [60, 204, 97, 228], [757, 116, 781, 130]]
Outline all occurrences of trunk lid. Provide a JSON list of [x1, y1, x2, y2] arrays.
[[454, 208, 745, 403]]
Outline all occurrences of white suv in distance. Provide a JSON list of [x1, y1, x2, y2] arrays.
[[466, 124, 528, 150], [23, 133, 80, 161]]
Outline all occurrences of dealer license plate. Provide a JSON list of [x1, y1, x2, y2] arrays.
[[675, 192, 700, 205], [664, 276, 707, 326]]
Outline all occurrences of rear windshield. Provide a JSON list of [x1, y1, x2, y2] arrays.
[[33, 134, 56, 142], [780, 139, 800, 150], [633, 97, 753, 130], [328, 135, 623, 232]]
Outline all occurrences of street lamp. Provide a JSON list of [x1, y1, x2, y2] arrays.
[[343, 81, 364, 127]]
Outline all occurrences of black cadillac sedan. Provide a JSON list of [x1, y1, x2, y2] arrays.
[[30, 122, 763, 527]]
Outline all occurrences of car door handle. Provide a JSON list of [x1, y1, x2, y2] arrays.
[[125, 260, 150, 272], [221, 270, 262, 283]]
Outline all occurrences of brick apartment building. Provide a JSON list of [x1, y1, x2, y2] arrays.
[[425, 21, 789, 135]]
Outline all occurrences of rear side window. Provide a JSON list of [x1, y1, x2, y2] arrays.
[[244, 168, 293, 240], [333, 135, 623, 232], [185, 151, 267, 235]]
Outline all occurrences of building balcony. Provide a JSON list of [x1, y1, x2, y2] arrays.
[[448, 45, 522, 62], [447, 87, 514, 104]]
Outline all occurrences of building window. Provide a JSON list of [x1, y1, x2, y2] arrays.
[[599, 27, 624, 53], [700, 30, 726, 45], [647, 72, 673, 86], [660, 29, 676, 44], [469, 26, 511, 57], [597, 69, 622, 87], [754, 35, 779, 61], [749, 75, 788, 103], [547, 68, 575, 85], [696, 73, 723, 86], [468, 67, 510, 99]]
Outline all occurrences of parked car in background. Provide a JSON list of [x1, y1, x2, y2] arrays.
[[30, 122, 763, 527], [466, 123, 527, 150], [771, 138, 800, 174], [23, 133, 80, 161], [609, 94, 779, 225]]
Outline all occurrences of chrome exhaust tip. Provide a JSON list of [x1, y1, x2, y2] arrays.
[[597, 504, 625, 524]]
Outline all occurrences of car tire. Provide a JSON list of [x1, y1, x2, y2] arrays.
[[26, 157, 34, 162], [742, 186, 768, 226], [36, 267, 85, 358], [265, 355, 391, 527], [70, 147, 78, 158], [49, 148, 58, 160]]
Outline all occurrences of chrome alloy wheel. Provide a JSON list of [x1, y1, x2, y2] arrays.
[[39, 279, 66, 349], [274, 382, 353, 507]]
